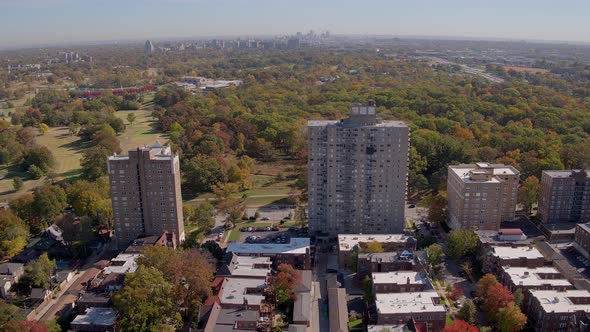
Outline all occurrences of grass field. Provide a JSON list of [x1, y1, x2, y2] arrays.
[[0, 109, 163, 202], [115, 109, 165, 152]]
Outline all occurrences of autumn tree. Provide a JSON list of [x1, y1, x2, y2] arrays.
[[294, 204, 307, 228], [447, 230, 479, 259], [272, 264, 302, 305], [0, 210, 29, 258], [137, 246, 214, 321], [420, 192, 448, 226], [31, 185, 67, 227], [482, 284, 514, 322], [362, 241, 385, 253], [476, 274, 499, 298], [442, 320, 479, 332], [518, 175, 540, 215], [448, 283, 464, 301], [113, 266, 180, 332], [495, 302, 527, 332]]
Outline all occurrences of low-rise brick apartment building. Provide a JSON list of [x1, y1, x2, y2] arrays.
[[500, 266, 574, 309], [483, 246, 547, 276], [447, 163, 519, 231], [226, 238, 311, 270], [538, 170, 590, 224], [337, 234, 416, 269], [357, 251, 425, 280], [527, 289, 590, 332], [371, 271, 430, 294], [374, 291, 446, 331]]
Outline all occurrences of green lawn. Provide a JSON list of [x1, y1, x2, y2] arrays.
[[0, 109, 164, 201], [115, 109, 165, 152]]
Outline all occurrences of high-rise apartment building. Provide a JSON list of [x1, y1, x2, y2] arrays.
[[108, 142, 184, 246], [538, 170, 590, 224], [447, 163, 519, 231], [307, 102, 409, 236]]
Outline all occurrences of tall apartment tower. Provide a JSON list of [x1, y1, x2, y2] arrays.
[[538, 170, 590, 224], [307, 102, 410, 236], [108, 142, 184, 246], [447, 163, 520, 231]]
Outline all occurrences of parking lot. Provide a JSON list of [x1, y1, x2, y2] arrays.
[[239, 227, 309, 244], [560, 245, 590, 278]]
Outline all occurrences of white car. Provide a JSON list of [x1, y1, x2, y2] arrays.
[[261, 216, 270, 220]]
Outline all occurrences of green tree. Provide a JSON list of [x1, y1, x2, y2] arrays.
[[81, 146, 111, 180], [426, 243, 445, 266], [193, 202, 215, 233], [457, 299, 476, 325], [113, 266, 179, 332], [513, 288, 524, 307], [127, 112, 137, 126], [28, 165, 44, 179], [495, 302, 527, 332], [447, 230, 479, 259], [20, 253, 56, 289], [518, 175, 540, 215], [183, 156, 225, 193], [12, 177, 23, 191], [21, 146, 55, 173], [0, 299, 23, 326], [362, 275, 374, 303], [32, 185, 67, 226], [294, 204, 307, 228], [0, 210, 29, 258]]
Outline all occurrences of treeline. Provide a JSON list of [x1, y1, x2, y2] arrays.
[[148, 49, 590, 195]]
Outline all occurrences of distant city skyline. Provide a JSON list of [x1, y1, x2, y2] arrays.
[[0, 0, 589, 48]]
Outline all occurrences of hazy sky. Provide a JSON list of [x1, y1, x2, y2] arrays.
[[1, 0, 589, 48]]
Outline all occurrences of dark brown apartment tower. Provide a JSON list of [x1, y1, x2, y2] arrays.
[[108, 142, 184, 247]]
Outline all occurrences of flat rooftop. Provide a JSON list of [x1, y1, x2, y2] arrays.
[[226, 237, 310, 255], [307, 119, 408, 128], [71, 307, 116, 327], [375, 291, 446, 315], [543, 170, 590, 178], [503, 267, 572, 287], [338, 234, 414, 251], [103, 253, 139, 274], [372, 271, 428, 286], [449, 163, 519, 183], [227, 256, 272, 277], [368, 325, 410, 332], [529, 289, 590, 313], [219, 277, 267, 306], [491, 246, 544, 260]]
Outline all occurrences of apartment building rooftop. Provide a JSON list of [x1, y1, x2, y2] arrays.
[[103, 253, 139, 275], [108, 141, 175, 161], [338, 234, 415, 251], [307, 119, 407, 128], [578, 223, 590, 233], [543, 170, 590, 178], [218, 255, 272, 278], [491, 246, 544, 260], [372, 271, 429, 286], [449, 163, 519, 183], [71, 307, 116, 328], [529, 289, 590, 313], [375, 291, 446, 315], [503, 267, 572, 287], [367, 325, 410, 332], [226, 237, 310, 255], [219, 277, 267, 306]]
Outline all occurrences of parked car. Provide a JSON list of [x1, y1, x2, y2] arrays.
[[261, 216, 270, 221], [409, 204, 416, 208]]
